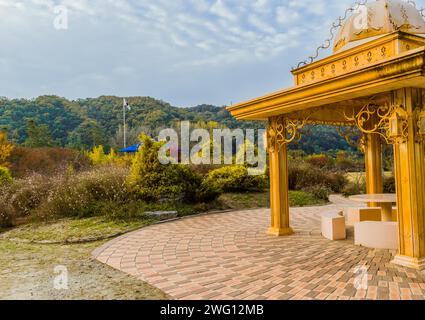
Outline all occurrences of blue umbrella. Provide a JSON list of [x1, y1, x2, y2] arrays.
[[119, 144, 141, 153]]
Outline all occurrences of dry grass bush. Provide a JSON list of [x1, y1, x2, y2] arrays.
[[7, 173, 53, 217], [37, 165, 132, 219], [305, 154, 334, 169], [9, 147, 90, 178], [0, 165, 133, 226], [342, 174, 366, 197], [0, 191, 15, 228], [288, 161, 347, 193], [1, 154, 222, 228]]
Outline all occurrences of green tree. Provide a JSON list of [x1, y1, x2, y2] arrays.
[[110, 125, 149, 149], [24, 120, 56, 148], [67, 120, 107, 150], [127, 134, 218, 202]]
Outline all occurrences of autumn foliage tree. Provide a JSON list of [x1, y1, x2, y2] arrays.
[[0, 131, 14, 167]]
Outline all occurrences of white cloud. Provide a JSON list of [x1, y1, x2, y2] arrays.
[[276, 6, 300, 26], [210, 0, 238, 22], [248, 15, 276, 34]]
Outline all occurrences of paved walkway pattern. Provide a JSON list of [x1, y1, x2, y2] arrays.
[[93, 196, 425, 300]]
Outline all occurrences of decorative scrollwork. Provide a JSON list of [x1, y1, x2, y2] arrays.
[[416, 109, 425, 142], [343, 103, 409, 144], [358, 134, 367, 153], [293, 0, 368, 69], [267, 116, 308, 152]]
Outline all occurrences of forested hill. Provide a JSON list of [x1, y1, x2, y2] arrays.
[[0, 95, 355, 153]]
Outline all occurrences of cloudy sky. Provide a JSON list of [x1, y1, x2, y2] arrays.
[[1, 0, 425, 107]]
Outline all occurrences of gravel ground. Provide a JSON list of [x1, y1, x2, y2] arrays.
[[0, 240, 169, 300]]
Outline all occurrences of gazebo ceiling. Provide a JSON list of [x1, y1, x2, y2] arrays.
[[227, 1, 425, 124]]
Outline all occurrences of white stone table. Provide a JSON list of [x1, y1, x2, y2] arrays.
[[349, 194, 397, 222]]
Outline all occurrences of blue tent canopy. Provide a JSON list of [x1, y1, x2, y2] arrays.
[[119, 144, 141, 153]]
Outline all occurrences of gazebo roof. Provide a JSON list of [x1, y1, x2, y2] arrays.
[[334, 0, 425, 52], [227, 2, 425, 124]]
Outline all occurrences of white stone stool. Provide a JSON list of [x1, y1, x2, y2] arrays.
[[321, 211, 346, 241], [345, 207, 382, 226], [392, 207, 398, 221], [354, 221, 398, 250]]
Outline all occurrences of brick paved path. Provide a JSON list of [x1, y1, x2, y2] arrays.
[[93, 196, 425, 300]]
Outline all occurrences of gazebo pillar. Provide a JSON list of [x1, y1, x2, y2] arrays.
[[364, 132, 383, 207], [391, 88, 425, 270], [267, 118, 293, 236]]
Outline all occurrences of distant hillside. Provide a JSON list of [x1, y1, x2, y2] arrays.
[[0, 95, 356, 153]]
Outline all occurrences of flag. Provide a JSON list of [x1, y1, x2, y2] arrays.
[[123, 98, 131, 111]]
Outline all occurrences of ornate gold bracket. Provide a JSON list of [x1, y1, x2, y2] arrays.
[[344, 103, 409, 145], [267, 116, 308, 153], [416, 109, 425, 142]]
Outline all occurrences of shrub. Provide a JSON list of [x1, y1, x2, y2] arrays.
[[206, 165, 269, 193], [0, 166, 12, 185], [38, 166, 132, 218], [87, 145, 132, 167], [335, 151, 357, 171], [383, 175, 396, 193], [128, 135, 221, 202], [0, 205, 14, 228], [342, 180, 366, 197], [305, 185, 331, 201], [0, 166, 134, 221], [196, 180, 222, 203], [288, 161, 347, 193], [88, 145, 107, 165], [189, 163, 223, 176], [288, 191, 319, 207], [0, 131, 14, 167], [7, 173, 53, 217], [0, 191, 15, 228], [305, 154, 332, 168], [0, 158, 221, 225], [326, 172, 348, 193]]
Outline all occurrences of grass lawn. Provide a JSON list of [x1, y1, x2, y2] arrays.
[[0, 190, 325, 299], [218, 190, 327, 210], [0, 217, 156, 243]]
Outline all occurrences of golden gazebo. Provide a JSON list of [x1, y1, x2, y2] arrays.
[[228, 0, 425, 270]]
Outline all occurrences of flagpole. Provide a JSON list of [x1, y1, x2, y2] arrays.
[[123, 99, 127, 149]]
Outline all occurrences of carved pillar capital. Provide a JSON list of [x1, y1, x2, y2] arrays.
[[267, 116, 306, 153]]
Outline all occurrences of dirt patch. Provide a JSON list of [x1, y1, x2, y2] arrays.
[[0, 240, 169, 300]]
